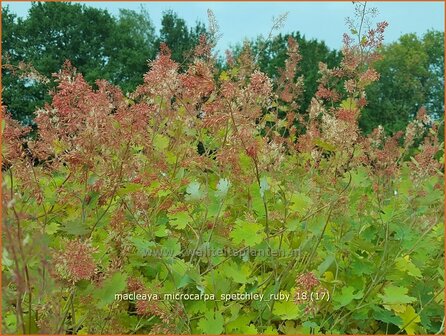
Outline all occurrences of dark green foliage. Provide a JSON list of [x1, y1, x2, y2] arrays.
[[105, 7, 157, 93], [1, 3, 206, 123], [360, 31, 445, 134], [2, 3, 119, 123], [156, 10, 207, 66], [248, 32, 342, 111], [2, 6, 46, 125]]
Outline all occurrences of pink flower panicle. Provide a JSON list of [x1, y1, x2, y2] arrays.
[[54, 239, 97, 283], [296, 272, 320, 291]]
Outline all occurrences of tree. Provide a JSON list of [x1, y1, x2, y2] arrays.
[[157, 10, 207, 66], [105, 7, 157, 93], [20, 2, 116, 82], [234, 32, 342, 112], [360, 31, 444, 134], [2, 6, 46, 125], [2, 2, 114, 123], [2, 2, 158, 123]]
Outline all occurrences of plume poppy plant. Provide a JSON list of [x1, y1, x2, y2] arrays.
[[1, 9, 443, 335]]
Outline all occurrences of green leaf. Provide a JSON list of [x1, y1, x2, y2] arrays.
[[278, 104, 289, 112], [94, 272, 127, 308], [333, 286, 363, 309], [263, 113, 275, 122], [340, 97, 357, 110], [186, 181, 205, 201], [273, 297, 300, 320], [154, 225, 169, 237], [53, 139, 67, 156], [302, 321, 321, 334], [397, 305, 421, 335], [379, 285, 416, 305], [361, 36, 368, 45], [60, 220, 89, 236], [230, 220, 265, 247], [395, 256, 422, 278], [317, 255, 335, 276], [220, 261, 251, 284], [116, 183, 142, 196], [130, 237, 155, 256], [216, 178, 231, 198], [153, 133, 169, 151], [188, 300, 208, 315], [226, 314, 256, 334], [2, 249, 13, 268], [4, 312, 17, 331], [45, 222, 60, 235], [249, 182, 266, 218], [350, 258, 374, 276], [285, 218, 300, 232], [263, 326, 279, 335], [131, 144, 144, 153], [178, 274, 193, 289], [373, 307, 403, 325], [219, 71, 229, 81], [289, 193, 312, 213], [281, 321, 300, 334], [160, 237, 181, 257], [197, 311, 224, 334], [168, 211, 190, 230], [259, 176, 269, 198], [240, 324, 258, 334], [314, 138, 336, 152]]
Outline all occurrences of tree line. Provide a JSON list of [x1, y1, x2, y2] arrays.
[[2, 2, 444, 134]]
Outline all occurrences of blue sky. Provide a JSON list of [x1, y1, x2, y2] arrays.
[[4, 1, 445, 52]]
